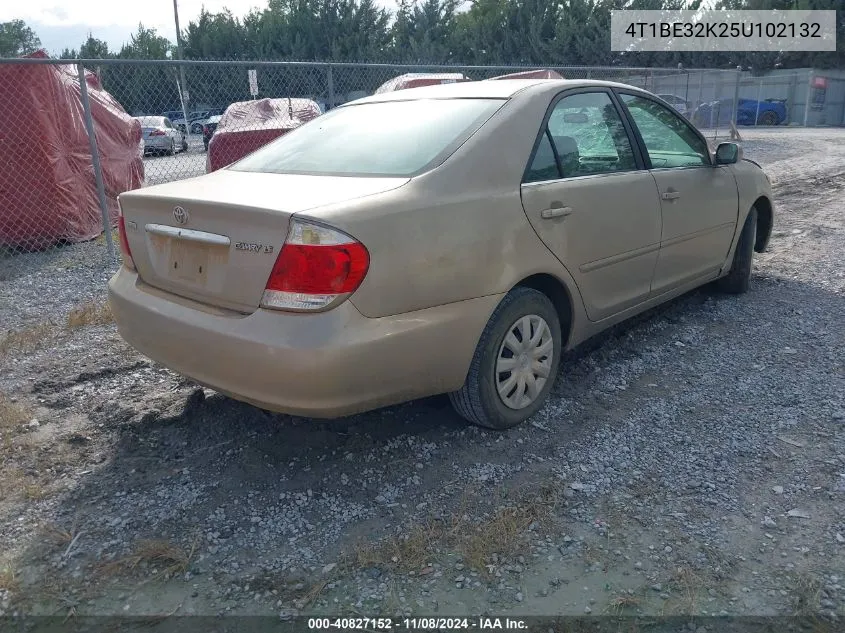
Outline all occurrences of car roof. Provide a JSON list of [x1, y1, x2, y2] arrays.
[[348, 79, 651, 105]]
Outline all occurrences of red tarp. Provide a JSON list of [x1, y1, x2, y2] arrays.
[[374, 73, 471, 94], [207, 98, 322, 173], [488, 69, 564, 80], [0, 51, 143, 250]]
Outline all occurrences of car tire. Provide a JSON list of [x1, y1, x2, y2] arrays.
[[449, 287, 561, 430], [757, 111, 779, 126], [167, 140, 175, 156], [717, 207, 757, 295], [182, 138, 189, 152]]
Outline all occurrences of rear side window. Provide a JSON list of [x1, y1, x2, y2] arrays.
[[231, 98, 504, 177], [525, 132, 560, 183]]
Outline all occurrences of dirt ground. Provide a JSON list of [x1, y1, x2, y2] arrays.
[[0, 127, 843, 627]]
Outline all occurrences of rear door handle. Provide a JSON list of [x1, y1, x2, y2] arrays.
[[661, 190, 681, 201], [540, 206, 573, 219]]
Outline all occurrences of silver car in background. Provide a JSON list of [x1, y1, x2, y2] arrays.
[[136, 116, 188, 156]]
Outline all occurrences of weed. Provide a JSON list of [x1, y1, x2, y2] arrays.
[[66, 300, 113, 329]]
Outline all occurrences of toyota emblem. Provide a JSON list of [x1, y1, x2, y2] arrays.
[[173, 206, 189, 225]]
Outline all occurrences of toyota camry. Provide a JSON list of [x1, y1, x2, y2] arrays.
[[109, 79, 773, 429]]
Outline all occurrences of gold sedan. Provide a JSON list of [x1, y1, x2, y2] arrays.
[[109, 79, 774, 429]]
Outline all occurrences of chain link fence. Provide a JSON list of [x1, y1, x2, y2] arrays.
[[0, 57, 841, 283]]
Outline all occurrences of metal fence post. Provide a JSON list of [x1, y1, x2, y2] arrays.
[[76, 62, 116, 262], [803, 70, 813, 126], [731, 67, 742, 132], [755, 78, 763, 126], [326, 64, 335, 110]]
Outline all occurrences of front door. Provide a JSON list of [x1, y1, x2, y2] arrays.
[[618, 93, 739, 294], [520, 90, 662, 322]]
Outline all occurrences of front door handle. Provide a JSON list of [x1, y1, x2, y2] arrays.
[[540, 206, 573, 219], [661, 190, 681, 201]]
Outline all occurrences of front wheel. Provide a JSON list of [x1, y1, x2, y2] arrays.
[[449, 287, 561, 430], [757, 111, 779, 126], [717, 207, 757, 294]]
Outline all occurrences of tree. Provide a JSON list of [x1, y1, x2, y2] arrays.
[[118, 24, 171, 59], [0, 19, 41, 57], [389, 0, 460, 62], [59, 34, 112, 60]]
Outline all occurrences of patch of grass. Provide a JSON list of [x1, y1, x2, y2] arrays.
[[353, 522, 443, 573], [23, 483, 47, 500], [43, 524, 76, 547], [66, 300, 113, 329], [790, 571, 822, 616], [0, 564, 18, 594], [0, 394, 30, 430], [295, 580, 328, 610], [663, 566, 705, 615], [100, 538, 197, 580], [0, 322, 55, 358], [456, 502, 547, 574], [347, 485, 560, 579], [607, 592, 641, 615]]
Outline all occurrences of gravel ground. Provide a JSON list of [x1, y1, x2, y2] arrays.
[[0, 127, 843, 624]]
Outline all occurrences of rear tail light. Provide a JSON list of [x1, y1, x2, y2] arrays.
[[149, 129, 166, 136], [117, 202, 136, 271], [261, 219, 369, 311]]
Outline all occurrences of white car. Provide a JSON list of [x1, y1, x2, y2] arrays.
[[656, 94, 692, 118], [136, 116, 188, 156]]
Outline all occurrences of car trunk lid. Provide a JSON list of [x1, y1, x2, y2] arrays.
[[118, 169, 408, 313], [141, 127, 165, 139]]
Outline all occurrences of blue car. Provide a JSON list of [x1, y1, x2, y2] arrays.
[[693, 98, 787, 127]]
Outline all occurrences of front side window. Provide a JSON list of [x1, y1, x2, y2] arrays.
[[620, 94, 709, 168], [524, 91, 637, 183], [230, 98, 504, 177]]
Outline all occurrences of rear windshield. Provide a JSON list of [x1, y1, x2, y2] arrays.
[[138, 116, 163, 126], [230, 98, 504, 177]]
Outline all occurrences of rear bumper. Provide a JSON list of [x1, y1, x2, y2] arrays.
[[108, 268, 498, 418], [143, 137, 171, 150]]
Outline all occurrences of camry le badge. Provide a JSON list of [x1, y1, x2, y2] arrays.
[[235, 242, 274, 254]]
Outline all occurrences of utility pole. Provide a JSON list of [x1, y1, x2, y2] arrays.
[[173, 0, 189, 114]]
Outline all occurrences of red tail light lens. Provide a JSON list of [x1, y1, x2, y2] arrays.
[[117, 204, 135, 271], [261, 219, 369, 311], [149, 129, 166, 136]]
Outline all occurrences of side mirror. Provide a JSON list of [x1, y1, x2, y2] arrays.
[[715, 142, 742, 165]]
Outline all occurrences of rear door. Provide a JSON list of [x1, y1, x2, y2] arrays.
[[617, 92, 738, 295], [520, 89, 662, 322]]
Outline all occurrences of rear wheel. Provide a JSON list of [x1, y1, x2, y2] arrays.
[[167, 139, 175, 156], [449, 287, 561, 430], [717, 207, 757, 294], [181, 138, 189, 152], [757, 110, 779, 126]]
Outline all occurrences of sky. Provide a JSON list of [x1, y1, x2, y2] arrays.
[[2, 0, 395, 56]]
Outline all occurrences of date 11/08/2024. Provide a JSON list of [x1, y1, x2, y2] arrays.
[[307, 617, 528, 630]]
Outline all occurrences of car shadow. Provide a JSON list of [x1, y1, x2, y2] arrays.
[[10, 272, 841, 608]]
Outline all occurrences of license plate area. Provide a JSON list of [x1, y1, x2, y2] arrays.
[[145, 224, 231, 293], [170, 239, 210, 284]]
